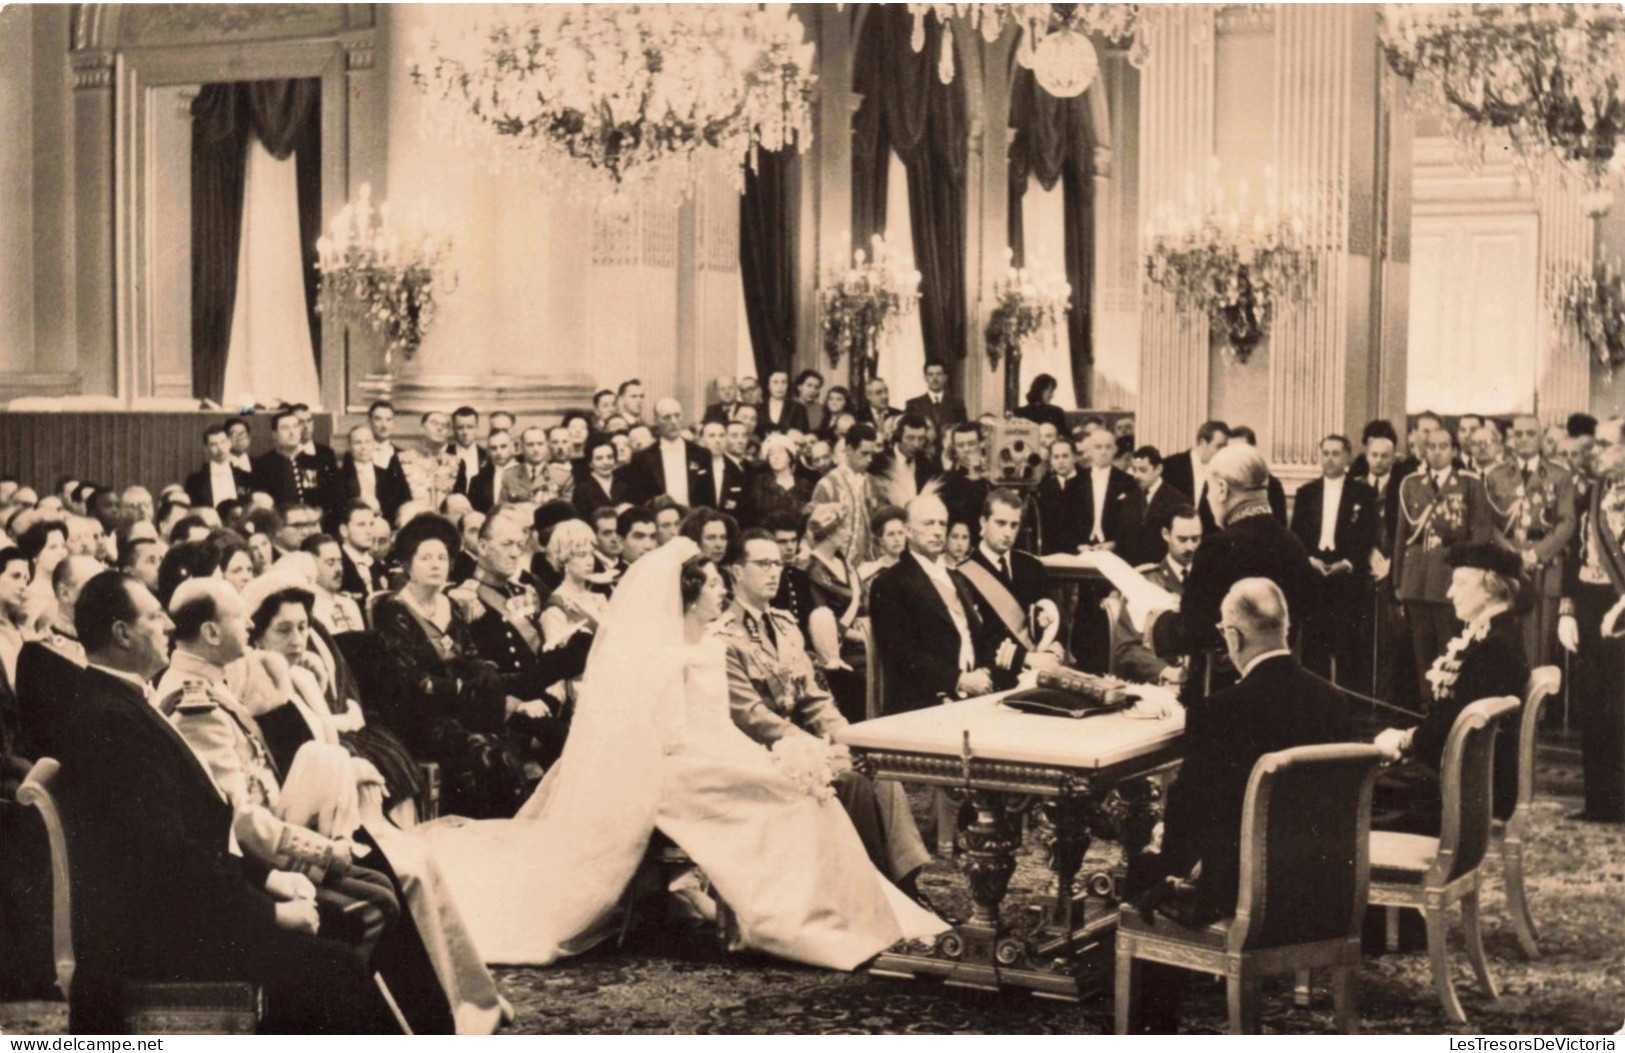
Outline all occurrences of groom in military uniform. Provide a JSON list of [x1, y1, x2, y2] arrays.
[[717, 530, 932, 900]]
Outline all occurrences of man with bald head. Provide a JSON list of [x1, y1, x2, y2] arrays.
[[1485, 413, 1576, 667], [1144, 444, 1318, 703], [626, 397, 712, 508], [1122, 577, 1352, 1032], [703, 376, 741, 425], [868, 495, 1027, 714]]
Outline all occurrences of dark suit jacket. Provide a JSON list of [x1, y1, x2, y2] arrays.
[[1290, 476, 1378, 570], [341, 454, 410, 525], [757, 399, 809, 437], [1121, 481, 1193, 567], [904, 392, 969, 431], [964, 546, 1047, 612], [940, 470, 993, 546], [703, 401, 742, 426], [465, 461, 499, 514], [572, 473, 630, 518], [1035, 473, 1089, 555], [626, 440, 713, 506], [1161, 451, 1203, 519], [14, 640, 82, 762], [1150, 509, 1317, 677], [183, 463, 253, 510], [1160, 655, 1352, 920], [57, 668, 277, 979], [1079, 466, 1138, 546], [254, 450, 341, 512], [450, 445, 491, 498], [697, 455, 749, 518], [340, 548, 389, 605], [1353, 469, 1404, 557], [1409, 609, 1527, 820], [868, 549, 1025, 714]]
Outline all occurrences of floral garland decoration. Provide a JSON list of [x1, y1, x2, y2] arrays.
[[1551, 258, 1625, 370], [408, 5, 816, 201], [984, 250, 1071, 370], [316, 184, 453, 367], [818, 234, 922, 370], [1142, 212, 1315, 362]]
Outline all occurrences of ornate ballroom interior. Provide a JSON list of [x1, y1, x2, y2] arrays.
[[1, 1, 1623, 1037]]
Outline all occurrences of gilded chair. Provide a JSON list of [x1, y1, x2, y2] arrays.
[[1368, 695, 1521, 1024], [1498, 666, 1560, 959], [1116, 743, 1385, 1034]]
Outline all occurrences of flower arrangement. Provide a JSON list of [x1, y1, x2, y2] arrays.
[[409, 5, 816, 200], [768, 734, 852, 802], [316, 184, 453, 367], [984, 250, 1071, 370], [1143, 170, 1316, 362], [818, 234, 922, 370], [1380, 4, 1625, 214], [1551, 259, 1625, 370]]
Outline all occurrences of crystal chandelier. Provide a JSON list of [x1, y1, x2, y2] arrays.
[[907, 4, 1146, 96], [410, 4, 817, 200], [1381, 4, 1625, 215]]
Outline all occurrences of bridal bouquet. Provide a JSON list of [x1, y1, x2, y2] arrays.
[[768, 734, 852, 801]]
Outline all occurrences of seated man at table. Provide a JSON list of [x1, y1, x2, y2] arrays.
[[1123, 577, 1351, 1032], [718, 531, 932, 901]]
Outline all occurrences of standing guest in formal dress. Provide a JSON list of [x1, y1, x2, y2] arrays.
[[1113, 507, 1201, 686], [615, 378, 647, 425], [1145, 445, 1318, 704], [1161, 421, 1231, 535], [186, 424, 254, 511], [858, 377, 900, 432], [1374, 543, 1529, 833], [398, 412, 460, 512], [720, 531, 933, 899], [342, 424, 408, 526], [795, 370, 827, 436], [1469, 421, 1508, 475], [1035, 437, 1088, 556], [254, 410, 324, 510], [698, 420, 748, 519], [1485, 413, 1576, 668], [626, 399, 710, 508], [870, 414, 938, 506], [749, 434, 813, 528], [1124, 577, 1351, 1033], [1558, 418, 1625, 823], [448, 407, 488, 500], [904, 358, 968, 432], [591, 389, 617, 432], [572, 436, 629, 518], [1393, 428, 1493, 703], [1355, 421, 1412, 707], [500, 427, 555, 505], [1015, 373, 1068, 433], [940, 423, 994, 548], [290, 404, 338, 476], [225, 418, 255, 473], [58, 572, 399, 1034], [467, 428, 518, 514], [703, 375, 741, 426], [811, 423, 881, 567], [1290, 435, 1378, 693], [737, 375, 762, 407], [868, 496, 1027, 714], [758, 370, 810, 437], [1122, 446, 1191, 567], [1079, 427, 1136, 550]]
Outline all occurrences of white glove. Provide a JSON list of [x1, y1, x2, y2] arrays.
[[265, 870, 317, 902], [1558, 614, 1580, 654]]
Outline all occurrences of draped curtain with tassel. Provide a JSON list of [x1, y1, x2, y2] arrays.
[[191, 78, 322, 404], [739, 149, 798, 380], [852, 6, 969, 371], [1008, 63, 1095, 407]]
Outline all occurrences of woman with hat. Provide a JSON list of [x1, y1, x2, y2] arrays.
[[373, 513, 526, 819], [1373, 540, 1531, 834]]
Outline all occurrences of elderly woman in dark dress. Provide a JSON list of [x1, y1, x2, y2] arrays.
[[373, 514, 526, 819], [1373, 542, 1531, 834]]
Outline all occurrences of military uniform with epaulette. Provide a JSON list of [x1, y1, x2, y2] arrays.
[[712, 604, 932, 888], [1484, 454, 1575, 667], [1393, 464, 1493, 704]]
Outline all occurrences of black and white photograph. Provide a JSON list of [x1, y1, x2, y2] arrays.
[[0, 0, 1622, 1037]]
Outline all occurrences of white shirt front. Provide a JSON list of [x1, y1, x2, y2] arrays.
[[230, 453, 252, 474], [208, 461, 239, 506], [660, 438, 691, 507], [1318, 474, 1345, 553], [978, 541, 1013, 580], [1089, 466, 1113, 543], [353, 459, 378, 507], [918, 554, 975, 673]]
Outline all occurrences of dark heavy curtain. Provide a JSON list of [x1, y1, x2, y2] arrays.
[[852, 5, 969, 365], [1008, 63, 1095, 407], [739, 148, 797, 380], [191, 78, 323, 403]]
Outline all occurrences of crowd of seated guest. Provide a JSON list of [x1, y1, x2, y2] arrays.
[[0, 366, 1618, 1033]]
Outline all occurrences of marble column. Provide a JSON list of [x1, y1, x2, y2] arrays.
[[72, 27, 117, 396]]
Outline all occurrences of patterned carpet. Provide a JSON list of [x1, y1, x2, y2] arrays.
[[5, 761, 1622, 1035]]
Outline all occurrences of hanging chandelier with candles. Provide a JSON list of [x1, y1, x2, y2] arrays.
[[1380, 4, 1625, 215], [410, 4, 817, 200], [905, 3, 1147, 96]]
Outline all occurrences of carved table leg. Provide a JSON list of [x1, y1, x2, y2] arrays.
[[1115, 776, 1163, 866], [962, 789, 1018, 930], [1041, 793, 1093, 948]]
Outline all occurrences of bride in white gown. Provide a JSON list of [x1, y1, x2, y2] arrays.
[[419, 538, 946, 968]]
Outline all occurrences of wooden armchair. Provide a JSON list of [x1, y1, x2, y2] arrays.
[[16, 758, 264, 1034], [1499, 666, 1560, 959], [1368, 695, 1521, 1024], [1116, 743, 1385, 1034]]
